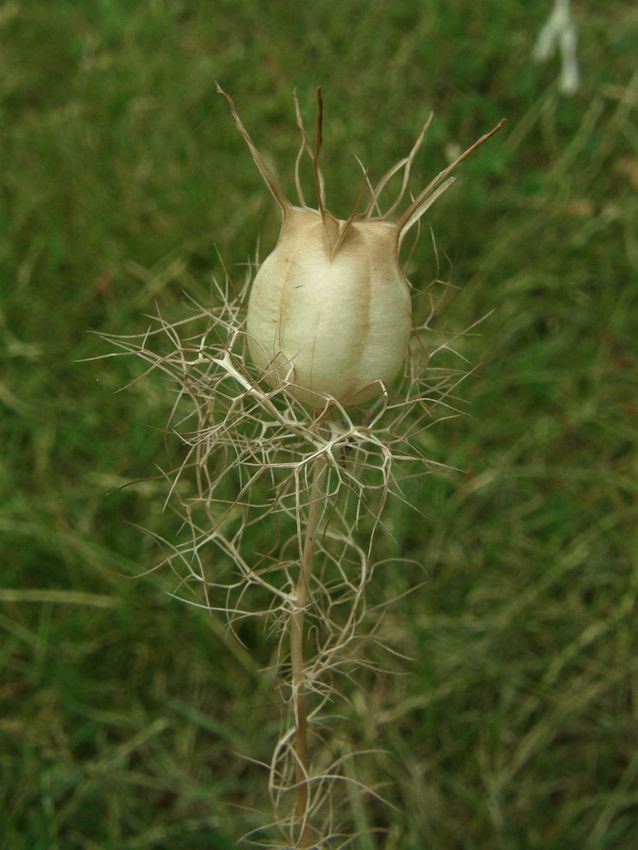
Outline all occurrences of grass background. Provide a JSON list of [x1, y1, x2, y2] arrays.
[[1, 0, 638, 848]]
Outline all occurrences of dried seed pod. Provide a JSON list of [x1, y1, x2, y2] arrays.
[[217, 84, 504, 407], [247, 208, 411, 406]]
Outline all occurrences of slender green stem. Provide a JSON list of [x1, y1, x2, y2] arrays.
[[290, 456, 326, 848]]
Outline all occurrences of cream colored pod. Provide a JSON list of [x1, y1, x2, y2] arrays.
[[247, 209, 410, 406], [217, 85, 505, 408]]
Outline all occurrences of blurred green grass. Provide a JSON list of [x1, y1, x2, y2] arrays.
[[1, 1, 637, 848]]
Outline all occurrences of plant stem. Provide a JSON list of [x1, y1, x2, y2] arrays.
[[290, 456, 326, 848]]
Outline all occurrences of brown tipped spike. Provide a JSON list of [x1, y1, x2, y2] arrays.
[[398, 177, 456, 252], [385, 111, 434, 218], [313, 87, 328, 215], [330, 164, 369, 260], [366, 111, 434, 219], [216, 82, 291, 213], [292, 89, 311, 207], [314, 87, 324, 167], [311, 86, 338, 256], [355, 154, 382, 217], [397, 117, 506, 242]]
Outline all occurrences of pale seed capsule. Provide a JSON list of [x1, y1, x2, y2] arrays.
[[217, 85, 504, 407], [247, 208, 410, 406]]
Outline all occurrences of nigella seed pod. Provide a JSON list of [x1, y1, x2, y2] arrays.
[[217, 84, 504, 407], [247, 209, 411, 406]]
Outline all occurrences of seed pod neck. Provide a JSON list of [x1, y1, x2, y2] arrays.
[[279, 206, 400, 266]]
